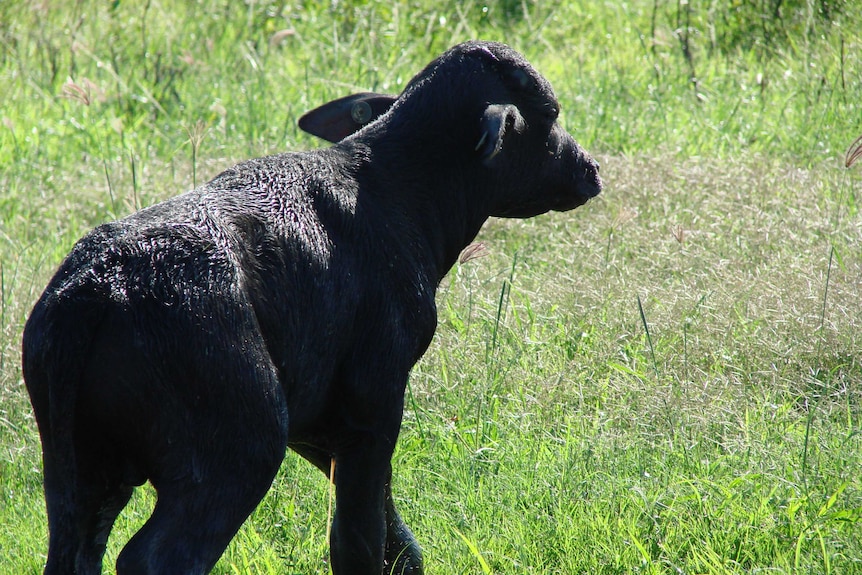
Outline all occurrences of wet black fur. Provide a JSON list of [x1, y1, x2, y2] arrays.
[[22, 41, 601, 575]]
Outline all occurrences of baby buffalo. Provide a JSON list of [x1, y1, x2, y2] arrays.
[[23, 41, 601, 575]]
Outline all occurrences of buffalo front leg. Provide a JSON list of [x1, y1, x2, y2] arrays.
[[329, 441, 388, 574], [292, 443, 424, 574]]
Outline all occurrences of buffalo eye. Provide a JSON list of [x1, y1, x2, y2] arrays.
[[510, 68, 530, 89]]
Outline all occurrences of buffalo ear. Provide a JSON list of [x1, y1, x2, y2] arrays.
[[298, 92, 397, 143], [474, 104, 526, 163]]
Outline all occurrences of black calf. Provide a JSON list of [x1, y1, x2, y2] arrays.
[[22, 41, 601, 575]]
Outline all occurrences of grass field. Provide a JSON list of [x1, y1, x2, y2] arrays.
[[2, 1, 861, 573]]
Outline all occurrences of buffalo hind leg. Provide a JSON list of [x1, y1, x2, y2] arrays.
[[383, 469, 423, 575], [115, 473, 276, 575], [115, 419, 287, 573], [42, 453, 134, 575], [114, 382, 288, 572]]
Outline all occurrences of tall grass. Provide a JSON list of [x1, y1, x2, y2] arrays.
[[1, 1, 861, 573]]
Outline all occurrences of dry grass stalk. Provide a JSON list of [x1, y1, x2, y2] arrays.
[[845, 134, 862, 168], [459, 242, 490, 264], [184, 120, 210, 150], [269, 28, 296, 47], [61, 78, 105, 106], [61, 80, 91, 106]]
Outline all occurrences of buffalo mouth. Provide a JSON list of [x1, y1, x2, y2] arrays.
[[492, 148, 602, 218], [578, 165, 603, 199], [550, 161, 602, 212], [494, 178, 601, 218], [547, 130, 602, 210]]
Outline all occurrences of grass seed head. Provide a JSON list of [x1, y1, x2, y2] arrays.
[[61, 80, 91, 106], [459, 242, 490, 264], [845, 134, 862, 168]]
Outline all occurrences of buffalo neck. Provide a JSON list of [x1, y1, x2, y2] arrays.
[[336, 135, 490, 285]]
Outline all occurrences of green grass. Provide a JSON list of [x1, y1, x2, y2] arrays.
[[2, 1, 861, 573]]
